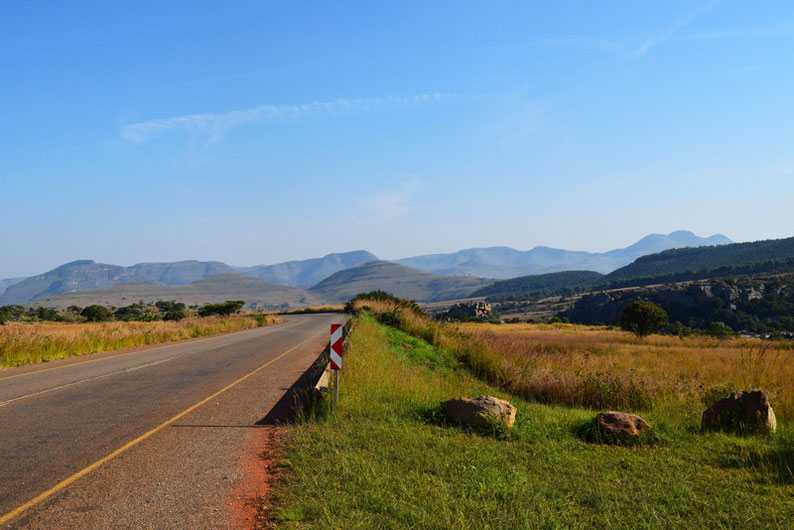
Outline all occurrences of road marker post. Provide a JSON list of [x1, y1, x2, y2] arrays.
[[330, 324, 343, 409]]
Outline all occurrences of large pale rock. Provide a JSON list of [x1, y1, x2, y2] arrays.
[[702, 390, 777, 433], [441, 396, 516, 429], [595, 411, 650, 442]]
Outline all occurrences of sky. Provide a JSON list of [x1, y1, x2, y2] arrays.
[[1, 1, 793, 278]]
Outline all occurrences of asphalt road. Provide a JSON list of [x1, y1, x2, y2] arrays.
[[0, 313, 345, 528]]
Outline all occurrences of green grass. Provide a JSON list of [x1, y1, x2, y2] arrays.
[[271, 313, 794, 528]]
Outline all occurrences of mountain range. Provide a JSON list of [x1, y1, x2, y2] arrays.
[[0, 230, 730, 307], [396, 231, 731, 278]]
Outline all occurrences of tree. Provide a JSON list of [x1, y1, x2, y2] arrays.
[[198, 300, 245, 317], [115, 304, 144, 321], [620, 301, 669, 338], [709, 321, 734, 341], [157, 300, 187, 321], [80, 305, 113, 322], [0, 305, 24, 325]]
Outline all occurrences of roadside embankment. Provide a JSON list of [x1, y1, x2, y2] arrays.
[[268, 311, 793, 527]]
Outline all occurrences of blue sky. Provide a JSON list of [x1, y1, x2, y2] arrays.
[[2, 1, 793, 278]]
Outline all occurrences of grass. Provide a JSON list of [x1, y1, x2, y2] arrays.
[[0, 314, 281, 368], [350, 298, 794, 422], [455, 321, 794, 422], [271, 312, 794, 528]]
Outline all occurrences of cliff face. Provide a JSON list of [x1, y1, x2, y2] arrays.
[[564, 276, 794, 332]]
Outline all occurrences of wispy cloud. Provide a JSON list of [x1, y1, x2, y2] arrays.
[[360, 180, 423, 223], [122, 93, 459, 144], [632, 0, 723, 57], [514, 0, 723, 59]]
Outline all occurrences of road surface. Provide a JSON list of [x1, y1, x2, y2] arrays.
[[0, 313, 345, 528]]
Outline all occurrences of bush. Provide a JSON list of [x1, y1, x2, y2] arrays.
[[198, 300, 245, 317], [345, 291, 426, 317], [80, 305, 114, 322]]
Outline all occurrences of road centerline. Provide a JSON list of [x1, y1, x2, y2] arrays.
[[0, 330, 322, 526]]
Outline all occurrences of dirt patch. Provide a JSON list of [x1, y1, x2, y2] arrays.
[[228, 425, 287, 529]]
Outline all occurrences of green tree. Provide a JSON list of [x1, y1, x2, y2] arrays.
[[620, 301, 669, 338], [709, 321, 733, 341], [114, 304, 144, 321], [35, 306, 60, 321], [198, 300, 245, 317], [80, 305, 114, 322], [0, 305, 24, 325], [157, 300, 188, 321]]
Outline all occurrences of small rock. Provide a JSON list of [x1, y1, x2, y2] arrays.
[[595, 411, 650, 442], [441, 395, 516, 429], [702, 390, 777, 433]]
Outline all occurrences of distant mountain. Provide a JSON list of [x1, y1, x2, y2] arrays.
[[0, 277, 25, 297], [238, 250, 378, 287], [308, 260, 493, 303], [0, 260, 238, 305], [0, 251, 379, 305], [33, 274, 324, 311], [604, 235, 794, 284], [396, 231, 732, 278]]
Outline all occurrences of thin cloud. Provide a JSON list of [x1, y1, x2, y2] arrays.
[[121, 93, 459, 144], [633, 0, 723, 57], [360, 180, 423, 223], [513, 0, 723, 59]]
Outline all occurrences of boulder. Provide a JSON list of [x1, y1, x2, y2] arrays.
[[594, 411, 650, 442], [702, 390, 777, 433], [441, 396, 516, 429]]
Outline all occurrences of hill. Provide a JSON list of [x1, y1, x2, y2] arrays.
[[565, 274, 794, 333], [238, 250, 377, 287], [604, 235, 794, 285], [308, 261, 493, 303], [30, 274, 323, 311], [0, 277, 25, 297], [0, 251, 378, 305], [396, 231, 731, 278], [470, 270, 605, 301], [0, 260, 238, 305]]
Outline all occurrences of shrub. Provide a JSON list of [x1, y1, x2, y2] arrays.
[[80, 305, 114, 322], [198, 300, 245, 317]]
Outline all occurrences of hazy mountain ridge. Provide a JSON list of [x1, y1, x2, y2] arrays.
[[0, 277, 25, 297], [308, 260, 493, 303], [33, 274, 324, 311], [396, 231, 731, 278], [0, 232, 732, 306], [238, 250, 378, 287], [0, 251, 378, 305]]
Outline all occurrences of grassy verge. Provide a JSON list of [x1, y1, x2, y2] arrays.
[[271, 312, 793, 528], [0, 314, 281, 368]]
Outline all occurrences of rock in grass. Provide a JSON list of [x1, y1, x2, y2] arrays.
[[441, 396, 516, 429], [702, 390, 777, 434], [595, 411, 650, 442]]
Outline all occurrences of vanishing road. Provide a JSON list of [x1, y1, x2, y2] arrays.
[[0, 313, 345, 529]]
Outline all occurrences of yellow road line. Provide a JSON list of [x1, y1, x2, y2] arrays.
[[0, 320, 293, 383], [0, 332, 321, 526]]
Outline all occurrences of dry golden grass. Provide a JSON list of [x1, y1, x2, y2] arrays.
[[0, 314, 282, 368], [456, 322, 794, 420], [351, 298, 794, 421]]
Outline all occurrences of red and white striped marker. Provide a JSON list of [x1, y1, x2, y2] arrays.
[[330, 324, 343, 370]]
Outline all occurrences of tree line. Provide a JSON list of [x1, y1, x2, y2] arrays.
[[0, 300, 247, 324]]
